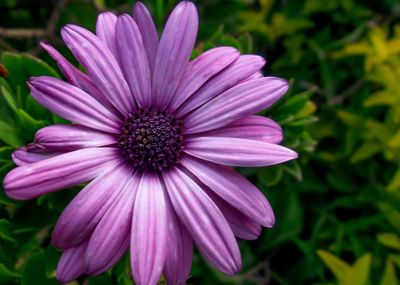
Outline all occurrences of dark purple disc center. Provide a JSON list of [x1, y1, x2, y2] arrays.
[[117, 108, 184, 172]]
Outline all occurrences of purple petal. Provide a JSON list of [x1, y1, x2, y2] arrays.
[[131, 173, 167, 285], [169, 47, 240, 111], [40, 42, 119, 114], [40, 41, 80, 86], [28, 77, 121, 134], [133, 1, 159, 74], [56, 241, 88, 283], [180, 156, 275, 227], [152, 1, 198, 109], [12, 146, 60, 166], [3, 147, 120, 200], [86, 172, 140, 275], [61, 24, 136, 115], [35, 124, 116, 151], [184, 137, 297, 167], [195, 115, 283, 144], [176, 55, 265, 117], [163, 167, 241, 275], [164, 195, 193, 285], [52, 163, 131, 249], [185, 77, 288, 134], [239, 71, 263, 83], [204, 189, 261, 240], [116, 14, 152, 108], [89, 238, 129, 276], [96, 12, 118, 59]]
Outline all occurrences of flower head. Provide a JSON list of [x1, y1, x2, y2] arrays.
[[3, 1, 297, 284]]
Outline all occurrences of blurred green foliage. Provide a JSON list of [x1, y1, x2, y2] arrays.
[[0, 0, 400, 284]]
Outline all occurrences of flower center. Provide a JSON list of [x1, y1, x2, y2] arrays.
[[117, 108, 184, 172]]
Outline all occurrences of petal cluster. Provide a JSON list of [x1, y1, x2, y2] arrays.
[[2, 1, 298, 285]]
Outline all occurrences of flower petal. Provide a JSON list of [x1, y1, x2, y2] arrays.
[[185, 137, 297, 167], [169, 47, 240, 111], [61, 24, 136, 115], [176, 55, 265, 117], [52, 163, 131, 249], [185, 77, 288, 134], [3, 147, 120, 200], [96, 12, 118, 58], [195, 115, 283, 144], [133, 1, 159, 74], [180, 156, 275, 227], [152, 1, 198, 109], [56, 241, 88, 283], [40, 41, 80, 87], [40, 42, 119, 114], [116, 14, 152, 108], [12, 146, 60, 166], [35, 124, 116, 151], [204, 189, 261, 240], [164, 195, 193, 285], [131, 173, 167, 285], [85, 171, 140, 275], [28, 76, 121, 134], [89, 238, 129, 276], [163, 167, 241, 275], [239, 71, 263, 83]]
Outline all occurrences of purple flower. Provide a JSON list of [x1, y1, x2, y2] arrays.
[[2, 1, 297, 284]]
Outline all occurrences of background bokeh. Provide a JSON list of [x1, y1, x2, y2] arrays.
[[1, 0, 400, 284]]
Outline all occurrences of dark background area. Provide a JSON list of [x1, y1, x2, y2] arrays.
[[0, 0, 400, 284]]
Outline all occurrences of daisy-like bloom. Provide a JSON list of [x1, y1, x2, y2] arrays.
[[3, 1, 297, 284]]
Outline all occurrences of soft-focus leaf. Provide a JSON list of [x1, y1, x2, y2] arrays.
[[0, 264, 20, 283], [317, 250, 351, 283], [0, 121, 22, 147], [380, 258, 397, 285], [21, 251, 58, 285], [377, 233, 400, 250], [0, 219, 16, 243], [350, 253, 371, 285]]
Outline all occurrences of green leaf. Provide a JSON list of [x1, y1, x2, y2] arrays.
[[1, 85, 18, 113], [317, 250, 351, 283], [237, 33, 254, 53], [283, 160, 303, 181], [377, 233, 400, 250], [258, 165, 283, 186], [365, 121, 392, 144], [380, 258, 398, 285], [337, 110, 365, 127], [0, 146, 13, 160], [0, 121, 23, 147], [350, 253, 371, 285], [87, 274, 114, 285], [0, 264, 20, 283], [351, 142, 382, 163], [276, 91, 312, 116], [0, 219, 16, 243], [317, 251, 371, 285], [93, 0, 106, 9], [1, 52, 59, 94], [21, 251, 58, 285], [18, 109, 47, 139], [378, 202, 400, 232], [388, 168, 400, 192], [219, 35, 242, 51], [390, 254, 400, 269], [19, 55, 59, 79]]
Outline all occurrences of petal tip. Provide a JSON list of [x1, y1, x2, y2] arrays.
[[224, 262, 242, 276], [289, 149, 299, 159], [39, 41, 49, 48]]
